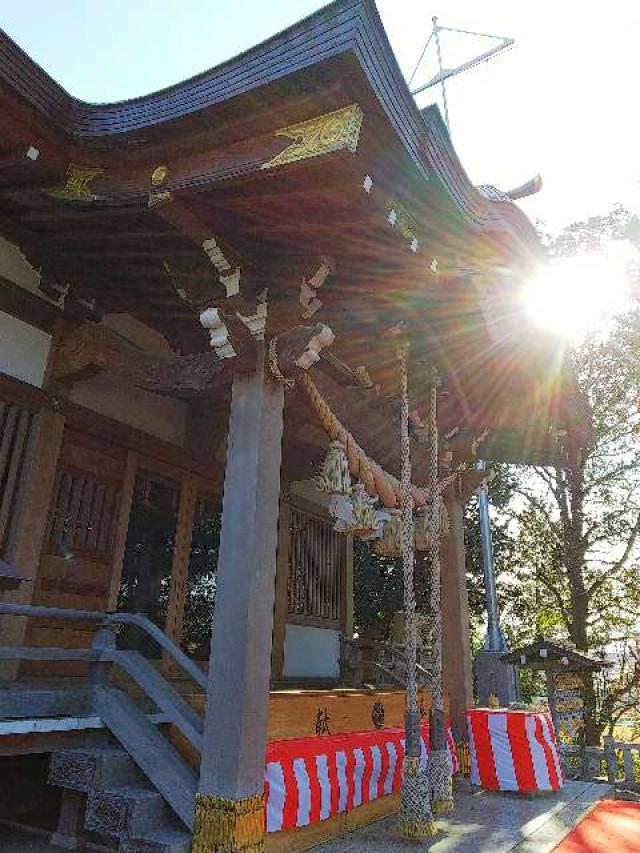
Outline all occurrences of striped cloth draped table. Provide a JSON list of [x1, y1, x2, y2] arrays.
[[467, 709, 564, 792], [265, 722, 459, 833]]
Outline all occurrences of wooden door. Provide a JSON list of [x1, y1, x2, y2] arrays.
[[24, 427, 128, 669]]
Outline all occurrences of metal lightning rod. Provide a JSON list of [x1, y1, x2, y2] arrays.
[[409, 16, 515, 133]]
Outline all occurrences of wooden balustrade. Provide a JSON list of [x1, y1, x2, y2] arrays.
[[287, 507, 344, 626]]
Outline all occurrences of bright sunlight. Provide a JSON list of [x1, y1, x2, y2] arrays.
[[522, 241, 634, 342]]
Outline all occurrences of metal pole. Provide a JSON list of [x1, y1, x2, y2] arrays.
[[476, 460, 506, 652], [432, 17, 450, 132]]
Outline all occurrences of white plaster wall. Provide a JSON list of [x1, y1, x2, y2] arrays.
[[0, 310, 51, 387], [283, 624, 341, 679], [70, 372, 188, 446], [0, 236, 42, 296]]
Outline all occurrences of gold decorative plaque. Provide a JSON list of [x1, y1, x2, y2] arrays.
[[262, 103, 363, 170], [47, 165, 104, 202]]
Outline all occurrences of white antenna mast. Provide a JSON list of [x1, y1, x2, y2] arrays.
[[409, 16, 514, 132]]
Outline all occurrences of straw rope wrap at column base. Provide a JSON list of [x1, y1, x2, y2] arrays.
[[191, 792, 265, 853], [398, 755, 437, 839], [429, 749, 455, 814]]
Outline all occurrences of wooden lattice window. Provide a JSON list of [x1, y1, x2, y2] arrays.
[[0, 402, 34, 555], [287, 508, 344, 625], [49, 469, 119, 557]]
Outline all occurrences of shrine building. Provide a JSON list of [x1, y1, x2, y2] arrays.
[[0, 1, 587, 850]]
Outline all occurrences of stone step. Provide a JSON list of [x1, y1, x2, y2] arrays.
[[50, 744, 142, 793], [121, 827, 193, 853], [86, 784, 174, 840], [94, 688, 197, 828]]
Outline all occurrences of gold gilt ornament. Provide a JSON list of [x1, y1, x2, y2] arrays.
[[149, 164, 173, 208], [487, 692, 500, 709], [262, 104, 363, 170], [316, 440, 351, 495], [151, 165, 169, 186], [47, 165, 104, 202]]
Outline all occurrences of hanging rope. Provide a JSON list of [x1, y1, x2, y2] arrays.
[[269, 348, 481, 508], [397, 344, 436, 839], [267, 337, 295, 390], [427, 367, 455, 814]]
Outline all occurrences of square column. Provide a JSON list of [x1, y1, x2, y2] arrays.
[[193, 348, 284, 853], [441, 487, 473, 738]]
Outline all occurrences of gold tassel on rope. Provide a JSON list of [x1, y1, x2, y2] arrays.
[[396, 342, 436, 840]]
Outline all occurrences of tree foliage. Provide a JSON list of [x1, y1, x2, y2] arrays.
[[467, 206, 640, 742]]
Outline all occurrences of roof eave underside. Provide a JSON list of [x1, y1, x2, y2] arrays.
[[0, 0, 540, 259]]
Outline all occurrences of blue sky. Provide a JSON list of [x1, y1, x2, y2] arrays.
[[1, 0, 638, 229]]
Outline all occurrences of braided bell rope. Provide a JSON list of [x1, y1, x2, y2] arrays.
[[397, 345, 436, 838], [427, 370, 454, 813], [267, 337, 295, 390]]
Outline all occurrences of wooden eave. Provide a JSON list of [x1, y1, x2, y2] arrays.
[[0, 0, 576, 468], [502, 637, 608, 672], [0, 1, 540, 261]]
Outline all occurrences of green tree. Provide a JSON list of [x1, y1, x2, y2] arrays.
[[485, 207, 640, 743]]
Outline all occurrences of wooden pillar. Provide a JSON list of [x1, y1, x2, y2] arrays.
[[193, 349, 284, 853], [341, 533, 354, 638], [441, 486, 473, 739], [107, 450, 137, 611], [164, 475, 198, 647], [51, 789, 85, 850], [0, 407, 64, 679], [270, 499, 291, 682]]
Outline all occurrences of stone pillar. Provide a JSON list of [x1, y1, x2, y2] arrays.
[[440, 487, 473, 739], [193, 349, 284, 853]]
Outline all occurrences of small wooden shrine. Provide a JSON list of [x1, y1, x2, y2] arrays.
[[0, 1, 591, 849], [502, 637, 608, 743]]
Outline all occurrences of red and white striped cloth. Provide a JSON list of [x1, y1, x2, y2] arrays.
[[467, 709, 564, 793], [265, 722, 458, 832]]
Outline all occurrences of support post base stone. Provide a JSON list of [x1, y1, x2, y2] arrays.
[[191, 792, 265, 853]]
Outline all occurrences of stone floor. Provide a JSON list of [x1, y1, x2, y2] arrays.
[[0, 780, 613, 852], [315, 780, 613, 853]]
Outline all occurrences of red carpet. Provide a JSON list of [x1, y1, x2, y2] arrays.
[[554, 800, 640, 852]]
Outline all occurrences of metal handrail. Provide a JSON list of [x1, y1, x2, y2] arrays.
[[0, 602, 207, 691]]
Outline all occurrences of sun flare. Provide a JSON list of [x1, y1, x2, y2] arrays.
[[522, 241, 633, 342]]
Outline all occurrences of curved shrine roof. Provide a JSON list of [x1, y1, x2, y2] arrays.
[[0, 0, 584, 467]]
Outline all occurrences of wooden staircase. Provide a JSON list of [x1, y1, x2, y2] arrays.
[[0, 603, 205, 852]]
